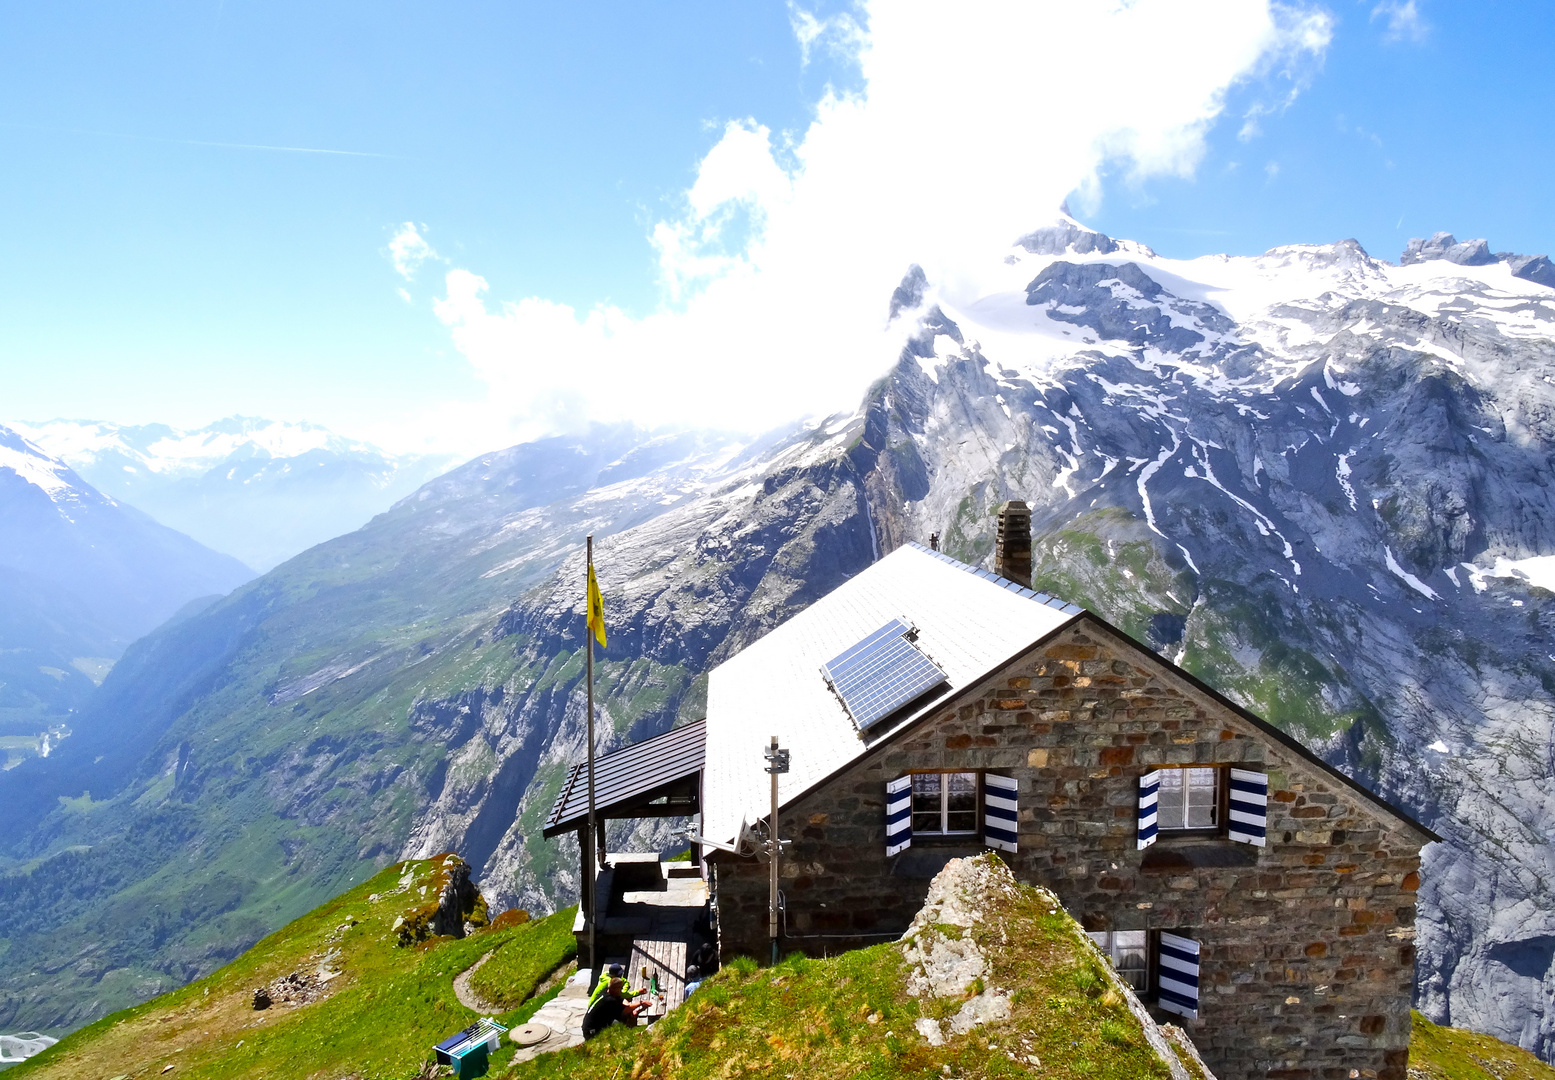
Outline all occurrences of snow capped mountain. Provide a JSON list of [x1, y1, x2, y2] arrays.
[[0, 425, 253, 746], [10, 417, 457, 571], [931, 214, 1555, 396], [0, 426, 89, 504]]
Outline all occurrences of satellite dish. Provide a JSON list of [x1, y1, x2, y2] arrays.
[[740, 819, 770, 861]]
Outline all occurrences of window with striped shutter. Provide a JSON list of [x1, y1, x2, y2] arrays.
[[886, 775, 912, 856], [1156, 932, 1200, 1019], [983, 773, 1018, 853], [1227, 768, 1268, 847], [1137, 770, 1161, 849]]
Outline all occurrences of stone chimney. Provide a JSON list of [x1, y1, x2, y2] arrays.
[[994, 500, 1032, 587]]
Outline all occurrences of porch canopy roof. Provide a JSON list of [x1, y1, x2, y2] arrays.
[[542, 718, 705, 837]]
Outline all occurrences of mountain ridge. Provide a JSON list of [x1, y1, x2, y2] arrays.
[[0, 425, 253, 752], [10, 416, 458, 570]]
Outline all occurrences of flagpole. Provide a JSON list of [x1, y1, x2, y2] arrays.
[[585, 533, 597, 984]]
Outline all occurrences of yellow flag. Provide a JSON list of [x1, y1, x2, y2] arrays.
[[586, 562, 607, 648]]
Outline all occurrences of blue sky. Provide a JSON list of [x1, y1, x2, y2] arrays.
[[1, 1, 1551, 454], [1089, 1, 1555, 264]]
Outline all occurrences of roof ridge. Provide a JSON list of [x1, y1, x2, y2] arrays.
[[902, 540, 1084, 615]]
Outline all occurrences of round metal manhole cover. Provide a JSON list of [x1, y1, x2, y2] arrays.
[[512, 1022, 551, 1047]]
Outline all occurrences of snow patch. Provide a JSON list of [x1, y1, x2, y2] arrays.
[[1484, 554, 1555, 594], [1136, 431, 1181, 538], [1176, 544, 1200, 575], [1384, 547, 1440, 600], [1336, 452, 1357, 511]]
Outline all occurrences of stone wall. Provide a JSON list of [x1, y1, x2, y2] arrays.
[[710, 616, 1428, 1080]]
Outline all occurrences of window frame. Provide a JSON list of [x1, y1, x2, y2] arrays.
[[1152, 765, 1225, 836], [1087, 929, 1150, 993], [907, 769, 982, 837]]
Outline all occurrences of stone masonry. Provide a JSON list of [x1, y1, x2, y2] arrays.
[[710, 615, 1430, 1080]]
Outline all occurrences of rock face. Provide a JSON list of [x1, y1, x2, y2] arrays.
[[7, 221, 1555, 1065], [900, 856, 1016, 1044]]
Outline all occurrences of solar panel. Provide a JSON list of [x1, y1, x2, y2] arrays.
[[822, 619, 948, 731]]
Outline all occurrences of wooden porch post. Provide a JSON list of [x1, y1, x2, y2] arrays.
[[579, 820, 595, 969]]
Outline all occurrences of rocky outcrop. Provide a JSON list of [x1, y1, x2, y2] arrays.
[[900, 856, 1211, 1079], [1402, 232, 1555, 288], [392, 854, 489, 945], [1402, 232, 1498, 266]]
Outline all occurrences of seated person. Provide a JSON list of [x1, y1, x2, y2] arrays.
[[587, 964, 649, 1026]]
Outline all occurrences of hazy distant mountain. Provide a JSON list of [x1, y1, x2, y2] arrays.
[[0, 425, 253, 747], [7, 220, 1555, 1062], [0, 421, 755, 1032], [11, 417, 457, 570]]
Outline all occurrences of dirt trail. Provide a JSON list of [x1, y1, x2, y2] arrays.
[[452, 951, 503, 1014]]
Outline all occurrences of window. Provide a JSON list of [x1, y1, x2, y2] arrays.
[[911, 772, 978, 834], [1156, 767, 1218, 831], [1087, 930, 1148, 991]]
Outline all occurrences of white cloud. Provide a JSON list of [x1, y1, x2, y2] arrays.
[[1265, 160, 1282, 180], [1372, 0, 1429, 43], [1237, 3, 1335, 139], [388, 222, 441, 280], [419, 0, 1334, 456], [788, 4, 865, 68]]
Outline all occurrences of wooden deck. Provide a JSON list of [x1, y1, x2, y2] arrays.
[[588, 855, 709, 1022], [629, 938, 689, 1016]]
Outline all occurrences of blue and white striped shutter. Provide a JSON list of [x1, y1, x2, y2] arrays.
[[1157, 932, 1201, 1019], [983, 773, 1018, 853], [1137, 770, 1161, 850], [1227, 768, 1268, 847], [886, 775, 912, 856]]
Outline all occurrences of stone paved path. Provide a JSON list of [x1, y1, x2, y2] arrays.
[[504, 969, 591, 1064]]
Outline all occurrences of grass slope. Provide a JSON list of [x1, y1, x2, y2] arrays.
[[1410, 1012, 1555, 1080], [7, 857, 576, 1080], [507, 861, 1172, 1080], [10, 853, 1552, 1080]]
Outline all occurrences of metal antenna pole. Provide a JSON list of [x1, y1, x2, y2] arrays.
[[763, 736, 789, 966], [769, 736, 778, 964], [586, 534, 597, 983]]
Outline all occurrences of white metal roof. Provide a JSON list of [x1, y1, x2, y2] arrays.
[[702, 542, 1082, 844]]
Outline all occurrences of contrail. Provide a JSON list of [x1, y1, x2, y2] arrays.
[[0, 121, 397, 159], [177, 138, 392, 158]]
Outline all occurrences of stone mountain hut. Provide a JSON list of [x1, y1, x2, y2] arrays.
[[546, 502, 1439, 1080]]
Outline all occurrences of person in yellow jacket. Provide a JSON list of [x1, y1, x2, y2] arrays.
[[587, 964, 648, 1024]]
